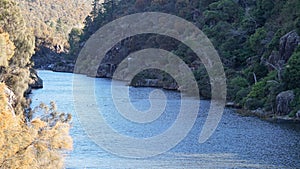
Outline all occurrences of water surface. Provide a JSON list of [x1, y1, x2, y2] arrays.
[[30, 71, 300, 168]]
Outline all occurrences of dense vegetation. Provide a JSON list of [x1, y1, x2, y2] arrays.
[[70, 0, 300, 117], [0, 0, 35, 113], [0, 0, 72, 167], [16, 0, 95, 51]]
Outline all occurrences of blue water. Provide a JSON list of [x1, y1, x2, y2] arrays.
[[30, 70, 300, 168]]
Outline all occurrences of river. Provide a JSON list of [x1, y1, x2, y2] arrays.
[[30, 70, 300, 168]]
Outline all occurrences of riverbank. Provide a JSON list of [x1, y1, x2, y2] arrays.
[[234, 108, 300, 123], [33, 69, 300, 124]]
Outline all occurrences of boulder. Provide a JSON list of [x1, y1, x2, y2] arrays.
[[276, 90, 295, 116]]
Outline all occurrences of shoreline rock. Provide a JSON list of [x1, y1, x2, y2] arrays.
[[30, 68, 43, 89], [276, 90, 295, 116], [235, 108, 300, 123], [226, 99, 300, 123]]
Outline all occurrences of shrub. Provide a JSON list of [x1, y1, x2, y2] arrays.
[[249, 27, 267, 54], [283, 48, 300, 90], [244, 98, 264, 110], [227, 76, 249, 101], [247, 80, 267, 99], [235, 87, 251, 105], [0, 83, 72, 168]]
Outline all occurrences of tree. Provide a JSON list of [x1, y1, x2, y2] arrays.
[[0, 31, 15, 67], [253, 0, 275, 26], [91, 0, 100, 19], [284, 48, 300, 90], [0, 83, 72, 168], [204, 0, 243, 24], [68, 28, 82, 57], [0, 0, 35, 113], [249, 27, 267, 54]]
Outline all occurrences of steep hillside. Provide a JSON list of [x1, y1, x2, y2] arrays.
[[0, 0, 35, 113], [16, 0, 96, 50], [0, 0, 73, 168], [71, 0, 300, 118]]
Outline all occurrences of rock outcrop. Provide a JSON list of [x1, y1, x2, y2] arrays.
[[279, 30, 300, 62], [52, 62, 75, 73], [266, 30, 300, 70], [31, 46, 61, 70], [276, 90, 295, 116], [32, 46, 75, 73], [1, 83, 16, 116], [30, 68, 43, 89]]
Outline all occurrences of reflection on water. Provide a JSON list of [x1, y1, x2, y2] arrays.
[[30, 71, 300, 168]]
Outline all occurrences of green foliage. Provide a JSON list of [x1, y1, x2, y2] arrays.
[[243, 63, 268, 85], [248, 80, 267, 99], [245, 71, 283, 111], [295, 18, 300, 35], [208, 0, 243, 23], [235, 88, 251, 105], [267, 29, 284, 51], [68, 28, 82, 58], [249, 28, 267, 54], [283, 47, 300, 90], [228, 76, 249, 102], [244, 98, 264, 110], [276, 0, 300, 34], [252, 0, 275, 26], [289, 89, 300, 117], [193, 66, 211, 99]]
